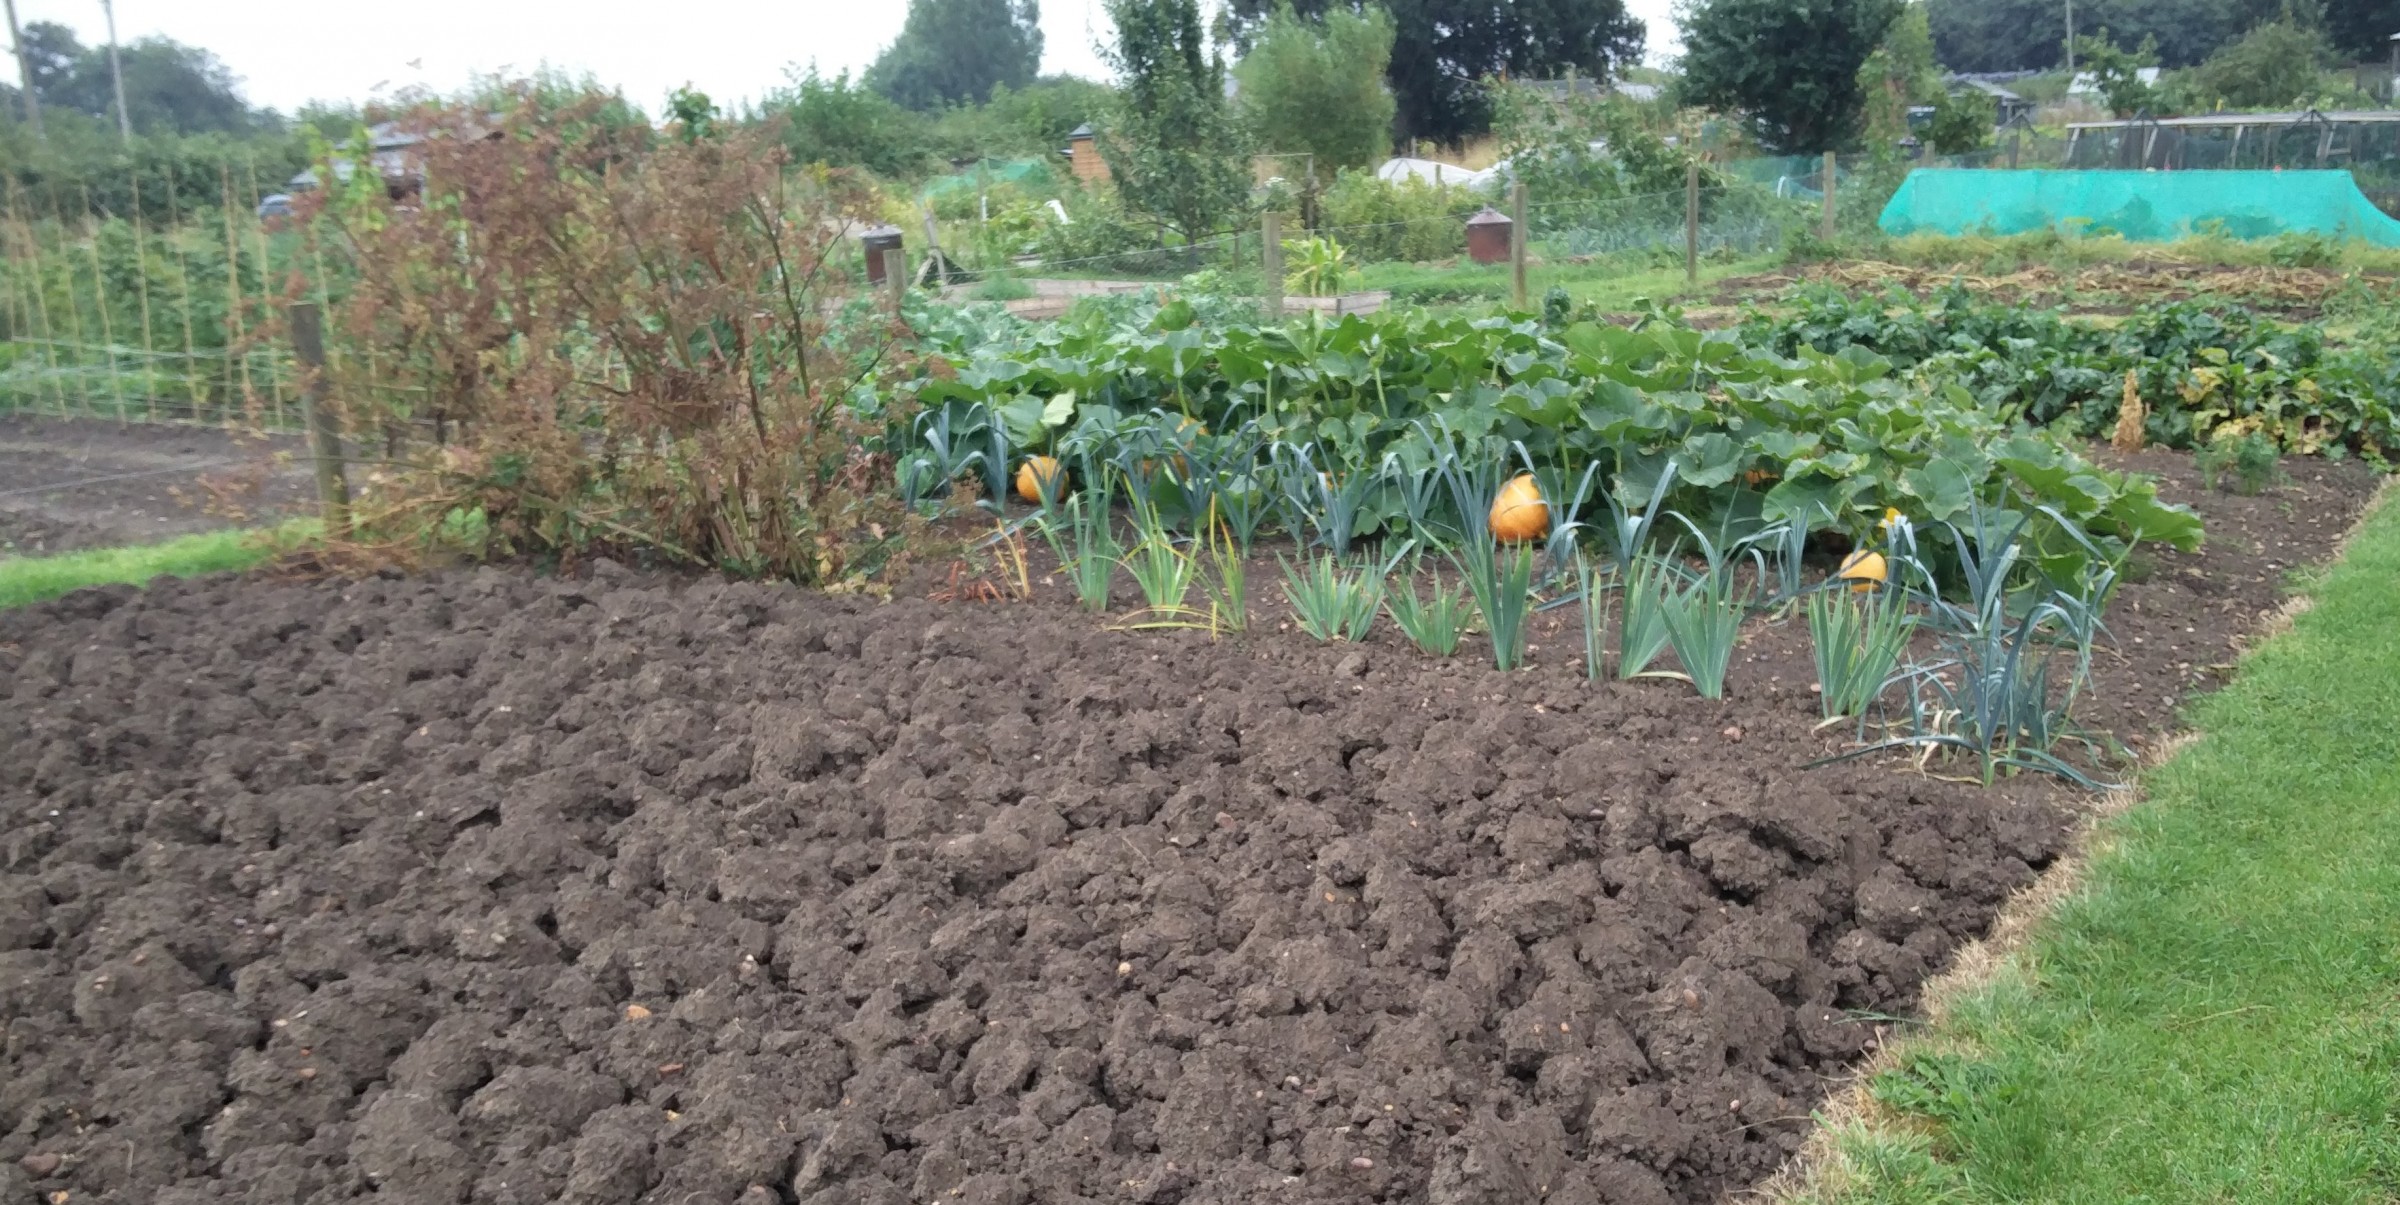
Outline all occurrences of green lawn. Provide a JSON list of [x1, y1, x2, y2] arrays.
[[0, 523, 304, 610], [1800, 486, 2400, 1204]]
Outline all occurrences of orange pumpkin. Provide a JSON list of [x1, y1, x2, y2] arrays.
[[1837, 549, 1888, 593], [1489, 474, 1549, 542], [1141, 417, 1208, 477], [1015, 456, 1065, 504]]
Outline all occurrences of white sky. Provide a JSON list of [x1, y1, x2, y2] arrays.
[[9, 0, 1679, 117]]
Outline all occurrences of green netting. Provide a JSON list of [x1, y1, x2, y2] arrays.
[[1879, 169, 2400, 245], [920, 158, 1055, 201]]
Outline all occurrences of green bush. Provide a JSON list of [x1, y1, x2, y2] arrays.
[[1317, 170, 1476, 263]]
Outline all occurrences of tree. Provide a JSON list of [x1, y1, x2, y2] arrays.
[[1226, 0, 1644, 145], [10, 20, 261, 135], [2074, 29, 2165, 116], [1677, 0, 1906, 153], [1858, 1, 1941, 144], [763, 69, 931, 177], [1233, 5, 1396, 172], [2191, 16, 2333, 108], [1100, 0, 1252, 246], [867, 0, 1042, 111], [1927, 0, 2285, 71], [2323, 0, 2400, 59], [1924, 88, 1995, 153]]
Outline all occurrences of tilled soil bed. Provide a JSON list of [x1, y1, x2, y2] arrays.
[[0, 455, 2376, 1205]]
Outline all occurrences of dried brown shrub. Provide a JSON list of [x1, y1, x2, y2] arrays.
[[307, 86, 926, 585]]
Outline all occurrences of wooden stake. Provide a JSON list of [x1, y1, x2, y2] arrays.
[[1261, 210, 1283, 323], [1684, 161, 1700, 289], [163, 161, 203, 418], [243, 154, 285, 418], [80, 186, 128, 422], [287, 300, 350, 531], [7, 183, 66, 415], [48, 188, 92, 419], [1510, 178, 1529, 313], [129, 169, 158, 422], [1820, 151, 1837, 242], [219, 162, 252, 424], [881, 247, 905, 317]]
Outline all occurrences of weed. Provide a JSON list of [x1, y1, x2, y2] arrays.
[[2197, 429, 2281, 496]]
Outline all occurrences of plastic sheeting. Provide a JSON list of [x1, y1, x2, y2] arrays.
[[1878, 169, 2400, 245]]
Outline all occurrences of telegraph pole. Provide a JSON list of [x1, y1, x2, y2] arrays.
[[2065, 0, 2077, 80], [102, 0, 129, 142], [2, 0, 41, 142]]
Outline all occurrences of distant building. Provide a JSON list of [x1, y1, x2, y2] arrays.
[[1063, 124, 1110, 184], [1948, 77, 2034, 125]]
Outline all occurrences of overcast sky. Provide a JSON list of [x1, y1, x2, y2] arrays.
[[11, 0, 1679, 117]]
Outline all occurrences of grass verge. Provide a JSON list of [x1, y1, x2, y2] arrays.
[[0, 522, 308, 610], [1789, 486, 2400, 1205]]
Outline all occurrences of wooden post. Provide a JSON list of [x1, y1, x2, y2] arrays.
[[2008, 130, 2022, 170], [1684, 161, 1700, 289], [880, 247, 905, 317], [1262, 210, 1284, 323], [1509, 177, 1528, 312], [1819, 151, 1837, 241], [286, 301, 350, 532]]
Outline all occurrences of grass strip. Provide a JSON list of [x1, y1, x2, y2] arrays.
[[0, 522, 306, 610], [1806, 488, 2400, 1204]]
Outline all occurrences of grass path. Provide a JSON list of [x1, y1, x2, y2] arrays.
[[0, 523, 304, 610], [1804, 487, 2400, 1204]]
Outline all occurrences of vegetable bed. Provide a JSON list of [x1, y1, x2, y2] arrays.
[[0, 454, 2373, 1205]]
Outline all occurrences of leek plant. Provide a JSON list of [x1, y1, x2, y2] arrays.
[[1120, 494, 1196, 620], [1656, 514, 1765, 699], [1578, 555, 1612, 680], [1806, 585, 1916, 722], [1438, 442, 1537, 671], [1386, 559, 1475, 657], [1198, 514, 1250, 633], [1280, 552, 1383, 642], [1617, 550, 1677, 680], [1065, 486, 1119, 614]]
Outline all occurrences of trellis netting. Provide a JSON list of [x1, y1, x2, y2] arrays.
[[1879, 169, 2400, 245]]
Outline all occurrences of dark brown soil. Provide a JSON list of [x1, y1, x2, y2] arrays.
[[0, 415, 312, 556], [1708, 261, 2388, 318], [0, 454, 2375, 1205]]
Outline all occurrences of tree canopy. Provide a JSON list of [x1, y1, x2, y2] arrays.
[[1233, 5, 1397, 172], [2189, 15, 2332, 108], [1226, 0, 1644, 145], [7, 20, 263, 135], [1677, 0, 1905, 153], [1926, 0, 2286, 72], [867, 0, 1043, 111], [1100, 0, 1251, 245]]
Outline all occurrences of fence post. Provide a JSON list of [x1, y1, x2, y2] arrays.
[[881, 247, 906, 317], [1684, 161, 1700, 289], [1819, 151, 1837, 242], [1510, 177, 1528, 312], [1262, 210, 1284, 323], [286, 301, 350, 534], [2008, 130, 2022, 170]]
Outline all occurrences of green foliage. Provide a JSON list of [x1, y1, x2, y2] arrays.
[[0, 522, 307, 609], [1924, 89, 1995, 155], [6, 20, 264, 135], [1234, 5, 1397, 173], [1224, 0, 1645, 144], [1386, 562, 1475, 655], [1928, 0, 2290, 71], [2188, 17, 2333, 110], [1317, 170, 1474, 262], [2075, 29, 2167, 117], [1656, 516, 1762, 698], [900, 296, 2204, 583], [761, 68, 932, 177], [1100, 0, 1253, 245], [1282, 235, 1350, 295], [1677, 0, 1906, 153], [1280, 551, 1384, 640], [2197, 428, 2282, 494], [868, 0, 1043, 111], [1807, 580, 1917, 720], [1751, 285, 2400, 459], [1859, 2, 1943, 142], [1617, 549, 1678, 678]]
